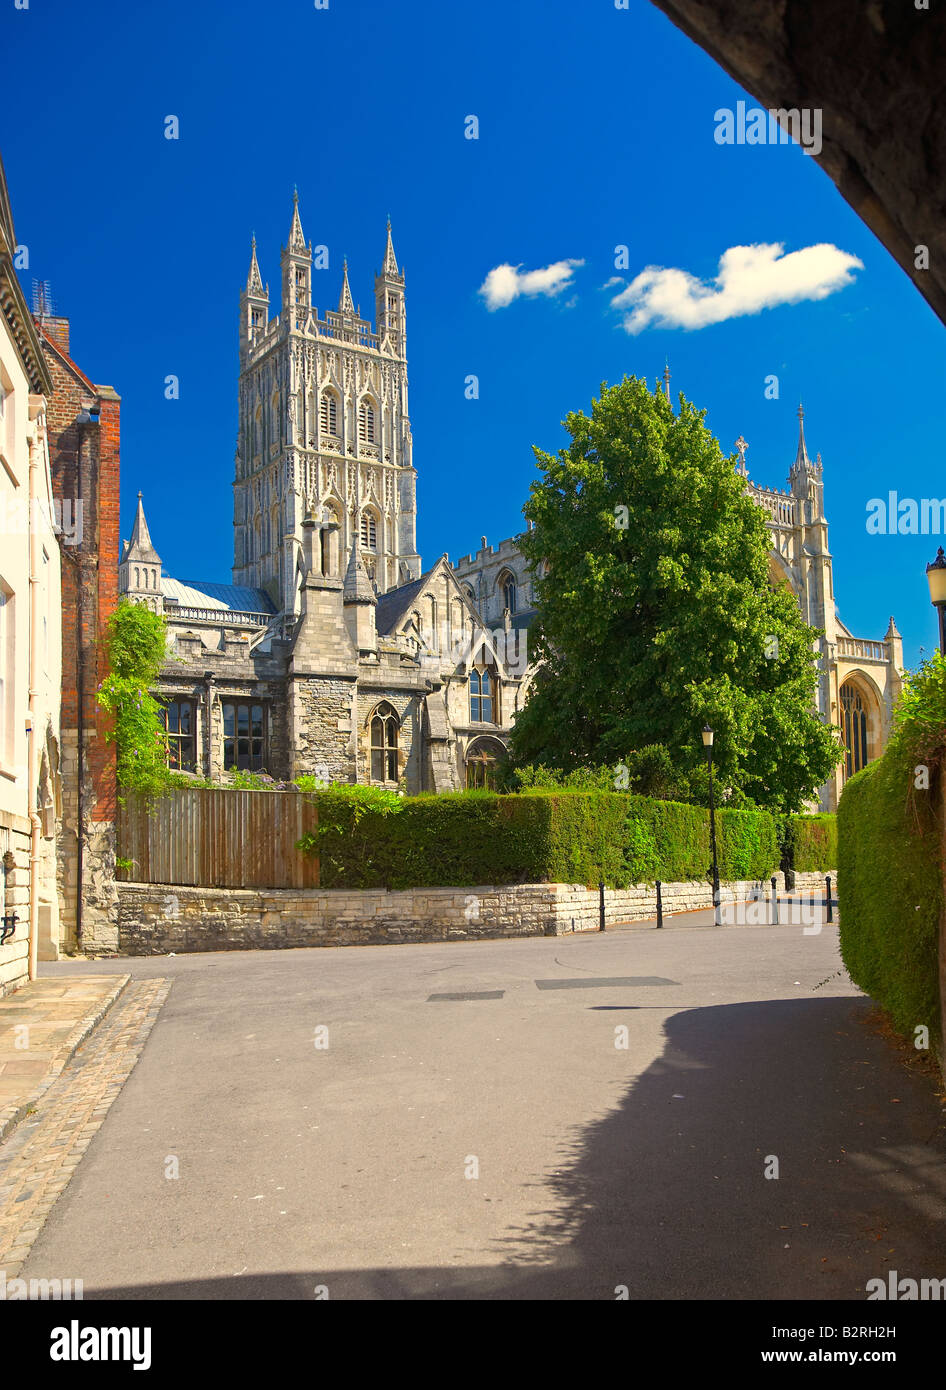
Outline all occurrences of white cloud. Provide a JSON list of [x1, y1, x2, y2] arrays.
[[479, 258, 584, 311], [610, 242, 863, 334]]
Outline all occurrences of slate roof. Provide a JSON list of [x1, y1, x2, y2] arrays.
[[375, 574, 428, 635]]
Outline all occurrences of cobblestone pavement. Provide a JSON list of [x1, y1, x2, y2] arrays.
[[0, 975, 130, 1141], [0, 978, 170, 1279]]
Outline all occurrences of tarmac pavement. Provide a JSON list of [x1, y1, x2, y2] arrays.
[[10, 911, 946, 1300]]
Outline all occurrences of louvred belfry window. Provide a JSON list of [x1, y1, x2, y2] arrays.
[[358, 399, 376, 444], [320, 392, 338, 435], [360, 511, 378, 552]]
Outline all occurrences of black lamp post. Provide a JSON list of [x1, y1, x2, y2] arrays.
[[926, 547, 946, 655], [701, 725, 721, 926]]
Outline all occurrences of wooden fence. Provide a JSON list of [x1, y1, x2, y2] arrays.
[[117, 788, 320, 889]]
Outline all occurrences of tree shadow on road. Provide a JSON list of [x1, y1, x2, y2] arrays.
[[84, 996, 946, 1300]]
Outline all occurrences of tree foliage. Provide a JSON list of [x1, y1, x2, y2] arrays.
[[511, 375, 841, 812]]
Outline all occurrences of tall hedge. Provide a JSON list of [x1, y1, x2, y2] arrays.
[[838, 758, 942, 1048], [788, 813, 838, 872], [301, 789, 778, 890]]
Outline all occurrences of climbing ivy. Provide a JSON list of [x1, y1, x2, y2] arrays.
[[97, 600, 170, 801]]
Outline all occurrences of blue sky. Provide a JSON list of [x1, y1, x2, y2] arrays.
[[4, 0, 944, 667]]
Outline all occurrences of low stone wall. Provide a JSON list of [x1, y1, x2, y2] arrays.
[[115, 870, 836, 955]]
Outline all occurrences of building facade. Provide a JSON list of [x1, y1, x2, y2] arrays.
[[37, 314, 121, 955], [0, 154, 63, 993]]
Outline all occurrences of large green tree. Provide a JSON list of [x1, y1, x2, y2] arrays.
[[512, 376, 841, 812]]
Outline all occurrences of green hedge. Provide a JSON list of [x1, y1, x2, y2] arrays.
[[300, 789, 778, 890], [838, 757, 942, 1049], [786, 813, 838, 872]]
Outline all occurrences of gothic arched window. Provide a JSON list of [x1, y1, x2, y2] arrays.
[[470, 659, 495, 724], [370, 702, 399, 783], [840, 681, 870, 780], [360, 511, 378, 552], [358, 398, 376, 444], [466, 737, 504, 790], [499, 571, 516, 614], [320, 391, 338, 436]]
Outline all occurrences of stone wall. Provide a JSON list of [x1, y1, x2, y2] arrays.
[[116, 870, 835, 956]]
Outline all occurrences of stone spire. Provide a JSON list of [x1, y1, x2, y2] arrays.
[[246, 236, 264, 294], [793, 402, 811, 470], [343, 538, 377, 605], [126, 491, 161, 564], [339, 258, 355, 315], [119, 492, 163, 613], [382, 217, 399, 277], [287, 187, 307, 253]]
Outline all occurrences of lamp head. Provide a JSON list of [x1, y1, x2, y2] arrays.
[[927, 548, 946, 607]]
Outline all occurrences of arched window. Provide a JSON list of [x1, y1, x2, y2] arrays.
[[134, 567, 139, 589], [320, 391, 338, 435], [370, 702, 399, 783], [360, 511, 378, 552], [358, 398, 376, 444], [470, 662, 495, 723], [466, 738, 504, 789], [840, 681, 869, 780], [499, 572, 517, 614]]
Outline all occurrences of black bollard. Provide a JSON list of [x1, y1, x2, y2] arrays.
[[656, 879, 663, 929], [599, 880, 605, 932], [771, 876, 779, 925], [826, 875, 833, 923]]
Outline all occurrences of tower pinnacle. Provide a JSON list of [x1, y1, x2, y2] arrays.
[[246, 236, 265, 294], [339, 258, 355, 315], [382, 218, 399, 277], [794, 402, 811, 470], [287, 189, 307, 253]]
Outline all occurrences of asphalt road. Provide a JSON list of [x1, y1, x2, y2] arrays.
[[17, 913, 946, 1300]]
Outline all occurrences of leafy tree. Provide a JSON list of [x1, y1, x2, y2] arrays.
[[511, 375, 841, 812], [97, 600, 170, 800]]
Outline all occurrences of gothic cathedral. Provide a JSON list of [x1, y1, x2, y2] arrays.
[[120, 194, 901, 809]]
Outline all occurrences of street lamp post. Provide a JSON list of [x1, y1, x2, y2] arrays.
[[926, 547, 946, 656], [702, 725, 721, 926]]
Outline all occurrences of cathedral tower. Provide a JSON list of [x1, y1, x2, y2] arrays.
[[233, 196, 421, 613]]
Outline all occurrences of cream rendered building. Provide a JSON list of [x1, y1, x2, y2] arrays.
[[0, 156, 63, 993]]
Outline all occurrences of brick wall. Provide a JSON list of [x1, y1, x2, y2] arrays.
[[40, 324, 120, 951]]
